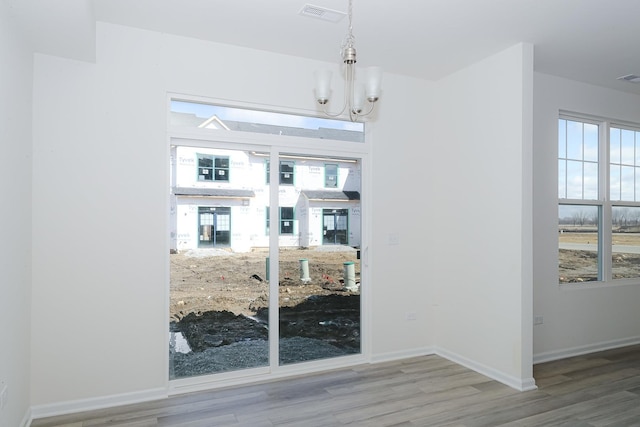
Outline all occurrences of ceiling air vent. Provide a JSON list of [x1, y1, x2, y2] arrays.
[[299, 4, 346, 23], [617, 74, 640, 84]]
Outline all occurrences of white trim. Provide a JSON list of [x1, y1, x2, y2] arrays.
[[533, 336, 640, 364], [369, 347, 436, 364], [30, 387, 167, 421], [20, 407, 32, 427], [435, 347, 538, 392], [169, 353, 367, 396]]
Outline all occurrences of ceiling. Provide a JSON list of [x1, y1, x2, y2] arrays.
[[9, 0, 640, 95]]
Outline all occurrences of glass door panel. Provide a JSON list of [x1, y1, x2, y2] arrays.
[[278, 153, 361, 365], [169, 146, 270, 379]]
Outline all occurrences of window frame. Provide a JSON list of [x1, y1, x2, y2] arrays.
[[559, 112, 640, 287], [168, 93, 372, 386]]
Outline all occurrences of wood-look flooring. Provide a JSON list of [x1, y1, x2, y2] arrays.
[[31, 344, 640, 427]]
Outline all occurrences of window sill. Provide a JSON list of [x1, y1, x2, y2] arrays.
[[560, 278, 640, 291]]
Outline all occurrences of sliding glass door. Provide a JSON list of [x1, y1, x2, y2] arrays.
[[169, 144, 363, 380], [167, 100, 367, 383], [277, 153, 361, 366]]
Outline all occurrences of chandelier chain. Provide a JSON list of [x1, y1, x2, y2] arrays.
[[342, 0, 355, 53]]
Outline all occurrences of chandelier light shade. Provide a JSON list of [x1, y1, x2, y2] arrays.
[[314, 0, 382, 122]]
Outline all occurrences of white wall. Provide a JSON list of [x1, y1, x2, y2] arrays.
[[429, 44, 535, 389], [533, 72, 640, 361], [30, 21, 536, 413], [368, 72, 439, 359], [0, 1, 33, 425], [30, 22, 440, 410]]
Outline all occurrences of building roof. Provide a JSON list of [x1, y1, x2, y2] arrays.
[[173, 187, 255, 198], [301, 191, 360, 201]]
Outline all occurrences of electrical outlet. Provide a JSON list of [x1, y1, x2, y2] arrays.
[[388, 232, 400, 246], [534, 315, 544, 325]]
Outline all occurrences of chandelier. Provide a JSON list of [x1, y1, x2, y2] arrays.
[[313, 0, 382, 122]]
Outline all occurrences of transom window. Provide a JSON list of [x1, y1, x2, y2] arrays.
[[170, 100, 364, 142], [558, 115, 640, 284]]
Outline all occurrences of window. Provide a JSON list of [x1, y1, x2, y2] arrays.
[[198, 154, 213, 181], [280, 161, 294, 185], [198, 154, 229, 181], [280, 207, 294, 234], [214, 157, 230, 181], [325, 164, 338, 188], [558, 115, 640, 284], [266, 160, 294, 185], [170, 100, 365, 142], [265, 207, 295, 235]]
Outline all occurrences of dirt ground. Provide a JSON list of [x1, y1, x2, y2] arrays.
[[559, 232, 640, 282], [169, 247, 360, 321]]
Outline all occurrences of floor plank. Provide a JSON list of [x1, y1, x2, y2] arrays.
[[31, 345, 640, 426]]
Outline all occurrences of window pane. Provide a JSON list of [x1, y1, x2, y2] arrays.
[[198, 154, 213, 181], [559, 205, 599, 283], [558, 160, 566, 199], [635, 130, 640, 166], [170, 100, 365, 143], [325, 164, 338, 188], [279, 153, 361, 366], [566, 160, 583, 199], [583, 162, 598, 199], [170, 146, 270, 379], [280, 207, 294, 234], [566, 120, 583, 160], [621, 166, 636, 201], [280, 161, 294, 185], [612, 206, 640, 279], [214, 156, 230, 181], [560, 119, 599, 201], [621, 129, 635, 165], [611, 165, 621, 201], [215, 157, 229, 168], [611, 127, 621, 164], [583, 123, 598, 162]]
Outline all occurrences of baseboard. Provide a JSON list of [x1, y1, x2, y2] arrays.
[[21, 407, 32, 427], [30, 387, 167, 422], [533, 336, 640, 365], [435, 347, 538, 392], [370, 346, 436, 364]]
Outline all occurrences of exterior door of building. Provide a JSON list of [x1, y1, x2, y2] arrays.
[[198, 206, 231, 247], [323, 208, 349, 245]]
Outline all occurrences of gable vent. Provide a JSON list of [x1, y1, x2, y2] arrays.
[[299, 4, 346, 23], [618, 74, 640, 84]]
